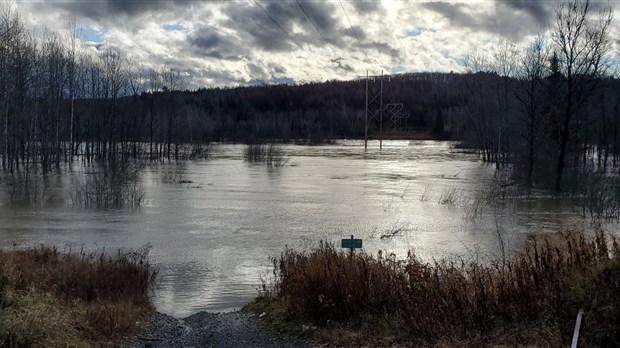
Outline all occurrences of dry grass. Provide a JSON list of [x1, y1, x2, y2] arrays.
[[0, 245, 156, 347], [438, 186, 460, 205], [253, 227, 620, 347]]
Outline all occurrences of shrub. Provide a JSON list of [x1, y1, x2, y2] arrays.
[[1, 166, 46, 205], [177, 143, 215, 160], [69, 162, 145, 208], [243, 144, 288, 167], [265, 228, 620, 346], [243, 144, 265, 163], [265, 144, 287, 167], [572, 168, 620, 220], [0, 245, 155, 304], [0, 245, 156, 347]]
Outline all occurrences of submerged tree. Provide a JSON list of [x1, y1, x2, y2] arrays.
[[514, 37, 547, 186], [549, 0, 613, 191]]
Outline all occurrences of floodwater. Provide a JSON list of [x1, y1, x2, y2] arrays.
[[0, 140, 591, 317]]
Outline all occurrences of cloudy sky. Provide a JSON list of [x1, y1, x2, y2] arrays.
[[14, 0, 619, 89]]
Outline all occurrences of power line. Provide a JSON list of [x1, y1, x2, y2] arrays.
[[253, 0, 324, 66], [339, 0, 369, 61], [295, 0, 337, 56]]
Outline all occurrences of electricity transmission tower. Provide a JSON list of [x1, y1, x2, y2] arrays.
[[360, 70, 390, 150], [385, 103, 409, 131]]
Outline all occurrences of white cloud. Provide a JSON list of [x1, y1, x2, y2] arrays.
[[15, 0, 620, 88]]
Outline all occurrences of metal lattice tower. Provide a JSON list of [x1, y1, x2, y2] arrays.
[[359, 70, 390, 150], [384, 103, 410, 131]]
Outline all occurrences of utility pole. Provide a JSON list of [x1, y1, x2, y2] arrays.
[[380, 70, 383, 150], [365, 70, 368, 151]]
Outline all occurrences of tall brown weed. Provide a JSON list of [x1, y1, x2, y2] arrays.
[[271, 229, 620, 346]]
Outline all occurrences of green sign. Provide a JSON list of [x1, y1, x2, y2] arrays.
[[341, 238, 363, 249]]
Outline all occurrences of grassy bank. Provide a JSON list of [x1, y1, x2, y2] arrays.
[[250, 228, 620, 347], [0, 245, 156, 347]]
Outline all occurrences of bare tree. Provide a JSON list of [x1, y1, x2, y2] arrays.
[[462, 53, 498, 163], [463, 52, 491, 74], [66, 18, 79, 162], [491, 40, 519, 168], [550, 0, 613, 191], [161, 66, 185, 159], [100, 47, 127, 161], [514, 37, 548, 186], [0, 2, 24, 170]]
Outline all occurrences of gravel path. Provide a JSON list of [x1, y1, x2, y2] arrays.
[[125, 311, 317, 348]]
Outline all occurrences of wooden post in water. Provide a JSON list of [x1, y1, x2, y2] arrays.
[[349, 235, 354, 259]]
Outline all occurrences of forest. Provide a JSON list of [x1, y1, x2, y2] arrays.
[[1, 0, 619, 196]]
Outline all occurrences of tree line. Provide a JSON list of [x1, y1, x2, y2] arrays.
[[0, 6, 197, 172]]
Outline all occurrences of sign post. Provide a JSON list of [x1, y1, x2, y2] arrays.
[[341, 235, 363, 258]]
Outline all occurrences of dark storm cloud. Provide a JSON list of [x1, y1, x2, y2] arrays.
[[498, 0, 552, 25], [189, 26, 247, 61], [423, 1, 541, 40], [225, 3, 295, 52], [274, 65, 287, 74], [348, 25, 367, 41], [422, 2, 479, 28], [56, 0, 175, 20], [295, 1, 338, 32], [351, 1, 384, 14], [332, 58, 355, 73], [223, 1, 345, 52], [247, 63, 268, 77], [263, 1, 342, 45], [362, 41, 400, 59]]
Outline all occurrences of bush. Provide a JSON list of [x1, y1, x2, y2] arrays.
[[69, 162, 145, 208], [0, 272, 7, 310], [177, 143, 215, 160], [571, 256, 620, 347], [243, 144, 288, 167], [0, 271, 11, 346], [0, 245, 156, 347], [0, 245, 155, 304], [265, 228, 620, 346], [572, 168, 620, 220], [1, 166, 46, 205], [243, 144, 265, 163]]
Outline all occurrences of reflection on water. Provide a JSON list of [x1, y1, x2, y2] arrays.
[[0, 140, 597, 317]]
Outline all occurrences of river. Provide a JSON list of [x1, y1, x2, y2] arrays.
[[0, 140, 589, 317]]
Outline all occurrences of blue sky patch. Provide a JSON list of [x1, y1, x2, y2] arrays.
[[389, 65, 408, 74], [163, 24, 187, 31], [79, 27, 104, 43], [405, 27, 435, 37]]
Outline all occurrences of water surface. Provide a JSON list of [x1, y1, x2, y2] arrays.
[[0, 140, 588, 317]]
